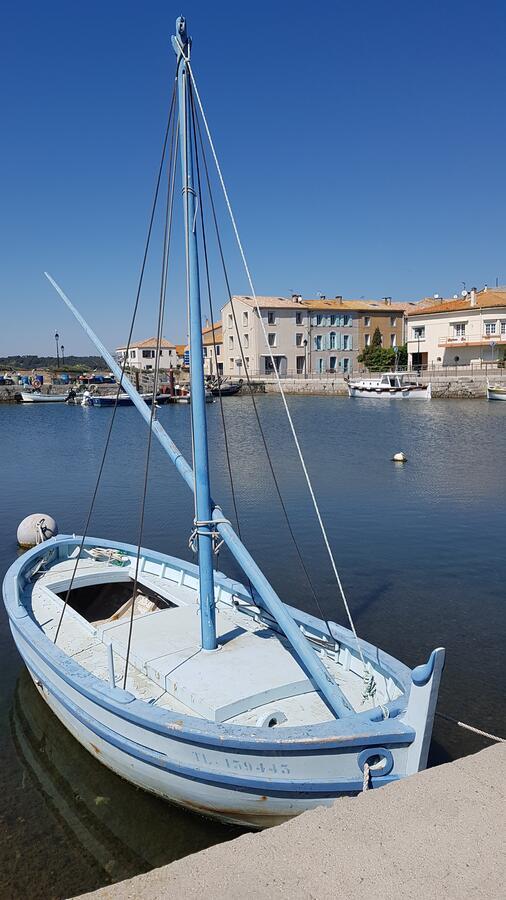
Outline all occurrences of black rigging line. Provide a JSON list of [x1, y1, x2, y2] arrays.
[[188, 77, 244, 545], [54, 80, 178, 644], [122, 95, 179, 690], [191, 95, 334, 637]]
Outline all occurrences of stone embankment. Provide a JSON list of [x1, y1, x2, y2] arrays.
[[78, 743, 505, 900], [252, 373, 503, 398]]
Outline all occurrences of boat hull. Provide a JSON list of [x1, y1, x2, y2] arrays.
[[19, 391, 68, 403], [3, 537, 444, 829], [348, 384, 431, 400], [487, 385, 506, 401]]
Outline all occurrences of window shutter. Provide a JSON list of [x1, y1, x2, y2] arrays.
[[349, 335, 353, 350], [312, 316, 317, 326]]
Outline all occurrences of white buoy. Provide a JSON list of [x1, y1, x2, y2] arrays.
[[392, 452, 407, 463], [17, 514, 58, 548]]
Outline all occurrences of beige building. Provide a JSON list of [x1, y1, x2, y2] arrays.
[[407, 288, 506, 368], [220, 296, 408, 377], [116, 337, 178, 371], [202, 322, 223, 377]]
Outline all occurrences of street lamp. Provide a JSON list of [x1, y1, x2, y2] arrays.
[[55, 331, 60, 368], [303, 339, 308, 379], [61, 344, 65, 366]]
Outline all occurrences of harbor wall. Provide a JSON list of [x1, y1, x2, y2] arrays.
[[78, 743, 505, 900], [256, 373, 500, 398]]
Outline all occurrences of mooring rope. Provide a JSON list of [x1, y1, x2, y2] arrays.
[[436, 712, 505, 743]]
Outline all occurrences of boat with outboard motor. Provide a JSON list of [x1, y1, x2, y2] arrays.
[[3, 17, 444, 829], [19, 390, 71, 403], [347, 371, 431, 400]]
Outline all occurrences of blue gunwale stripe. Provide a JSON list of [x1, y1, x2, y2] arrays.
[[24, 652, 400, 798], [11, 618, 415, 754]]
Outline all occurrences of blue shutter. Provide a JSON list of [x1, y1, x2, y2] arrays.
[[349, 335, 353, 350]]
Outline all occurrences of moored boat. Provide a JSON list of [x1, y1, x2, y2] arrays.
[[347, 372, 431, 400], [486, 380, 506, 401], [19, 390, 69, 403], [4, 16, 444, 830]]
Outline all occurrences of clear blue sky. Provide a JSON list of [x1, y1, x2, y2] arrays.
[[1, 0, 505, 356]]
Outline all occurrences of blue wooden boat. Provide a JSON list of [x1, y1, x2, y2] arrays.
[[3, 17, 444, 829]]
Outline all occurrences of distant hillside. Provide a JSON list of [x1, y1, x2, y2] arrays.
[[0, 355, 107, 371]]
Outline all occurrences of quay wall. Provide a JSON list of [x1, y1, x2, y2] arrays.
[[79, 743, 505, 900], [254, 374, 501, 398]]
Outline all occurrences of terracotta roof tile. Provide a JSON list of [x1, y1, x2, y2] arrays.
[[231, 295, 410, 312], [116, 336, 176, 350], [407, 290, 506, 317]]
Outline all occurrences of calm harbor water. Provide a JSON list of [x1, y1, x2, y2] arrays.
[[0, 395, 504, 898]]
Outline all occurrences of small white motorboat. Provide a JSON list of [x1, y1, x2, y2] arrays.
[[486, 381, 506, 401], [20, 390, 70, 403], [347, 372, 431, 400]]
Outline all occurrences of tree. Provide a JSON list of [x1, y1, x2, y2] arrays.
[[358, 334, 408, 372]]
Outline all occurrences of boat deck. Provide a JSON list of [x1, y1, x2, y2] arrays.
[[26, 554, 399, 728]]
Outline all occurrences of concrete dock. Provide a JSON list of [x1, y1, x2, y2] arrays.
[[78, 743, 505, 899]]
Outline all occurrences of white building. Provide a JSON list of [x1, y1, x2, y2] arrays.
[[406, 288, 506, 369], [116, 337, 178, 371]]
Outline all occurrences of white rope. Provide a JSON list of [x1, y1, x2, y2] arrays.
[[362, 762, 370, 792], [436, 712, 505, 743], [184, 56, 369, 677]]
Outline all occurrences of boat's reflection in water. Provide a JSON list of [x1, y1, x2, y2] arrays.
[[10, 668, 244, 885]]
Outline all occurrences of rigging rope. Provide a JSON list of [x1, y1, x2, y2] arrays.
[[188, 79, 246, 555], [122, 98, 179, 689], [53, 80, 178, 645], [435, 712, 505, 744], [191, 83, 335, 638], [184, 54, 370, 679]]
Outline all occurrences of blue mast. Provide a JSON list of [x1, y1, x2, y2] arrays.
[[172, 17, 217, 651]]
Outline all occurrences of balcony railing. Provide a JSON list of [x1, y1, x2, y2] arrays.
[[438, 333, 506, 347]]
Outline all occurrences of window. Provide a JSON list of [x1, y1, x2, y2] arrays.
[[242, 311, 249, 327], [228, 335, 234, 349], [243, 333, 249, 349], [142, 349, 155, 358], [216, 345, 220, 356], [330, 315, 336, 326], [342, 334, 349, 350], [453, 323, 466, 338], [267, 311, 276, 325], [296, 311, 303, 325], [329, 356, 337, 371], [413, 326, 425, 340], [317, 358, 324, 374], [245, 357, 249, 367], [228, 314, 233, 327], [342, 358, 350, 372], [345, 315, 352, 326], [329, 332, 337, 350], [364, 316, 371, 327], [229, 357, 234, 370], [390, 316, 397, 326], [501, 321, 506, 335], [316, 314, 323, 326], [390, 334, 397, 348], [203, 347, 207, 357], [130, 350, 136, 358], [296, 356, 305, 375], [364, 334, 371, 347], [314, 335, 322, 350], [268, 333, 277, 347], [485, 321, 496, 336], [295, 333, 303, 347]]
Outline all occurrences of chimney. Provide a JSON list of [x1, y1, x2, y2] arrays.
[[292, 293, 303, 303], [382, 296, 392, 306], [484, 283, 488, 292], [335, 295, 343, 301], [470, 287, 477, 307]]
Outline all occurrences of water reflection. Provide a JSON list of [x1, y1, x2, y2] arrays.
[[8, 669, 243, 897]]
